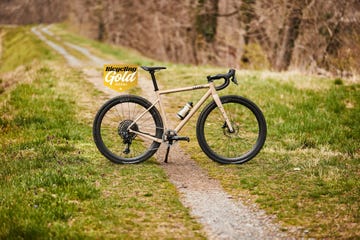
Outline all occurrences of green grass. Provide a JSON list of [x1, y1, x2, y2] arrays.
[[0, 26, 204, 239], [45, 23, 360, 238], [54, 25, 359, 238], [156, 68, 360, 238], [2, 23, 359, 239], [0, 26, 59, 73]]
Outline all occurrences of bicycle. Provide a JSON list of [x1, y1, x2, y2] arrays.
[[93, 66, 267, 164]]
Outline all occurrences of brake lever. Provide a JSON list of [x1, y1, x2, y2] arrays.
[[231, 75, 238, 85], [227, 69, 238, 85]]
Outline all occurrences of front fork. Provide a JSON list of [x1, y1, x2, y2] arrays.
[[210, 86, 234, 133]]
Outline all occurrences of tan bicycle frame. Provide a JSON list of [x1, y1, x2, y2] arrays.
[[128, 81, 234, 143]]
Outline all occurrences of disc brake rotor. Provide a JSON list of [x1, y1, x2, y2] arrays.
[[223, 121, 239, 138]]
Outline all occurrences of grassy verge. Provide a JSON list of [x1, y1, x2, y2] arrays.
[[0, 26, 205, 239], [18, 23, 360, 238], [0, 26, 59, 73], [158, 67, 360, 238]]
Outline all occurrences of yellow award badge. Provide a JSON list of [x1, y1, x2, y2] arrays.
[[103, 64, 138, 92]]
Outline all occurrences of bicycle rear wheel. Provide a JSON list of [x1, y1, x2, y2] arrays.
[[93, 95, 163, 164], [196, 95, 266, 164]]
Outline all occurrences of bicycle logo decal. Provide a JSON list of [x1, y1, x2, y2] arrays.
[[103, 64, 138, 92]]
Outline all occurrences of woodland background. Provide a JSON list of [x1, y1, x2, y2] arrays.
[[1, 0, 360, 76]]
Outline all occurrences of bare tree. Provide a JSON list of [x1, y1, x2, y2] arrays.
[[273, 1, 307, 71]]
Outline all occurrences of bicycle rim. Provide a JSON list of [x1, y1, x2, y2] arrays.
[[197, 95, 266, 164], [93, 95, 163, 164]]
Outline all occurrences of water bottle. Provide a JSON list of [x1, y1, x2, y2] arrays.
[[177, 102, 193, 119]]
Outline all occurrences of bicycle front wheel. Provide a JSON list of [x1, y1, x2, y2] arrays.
[[93, 95, 163, 164], [196, 95, 267, 164]]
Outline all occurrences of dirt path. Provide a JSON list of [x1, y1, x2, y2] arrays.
[[32, 26, 290, 239]]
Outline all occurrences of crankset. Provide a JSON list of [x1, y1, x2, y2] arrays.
[[163, 130, 190, 163]]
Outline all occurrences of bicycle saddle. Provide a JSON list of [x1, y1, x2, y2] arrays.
[[141, 66, 167, 72]]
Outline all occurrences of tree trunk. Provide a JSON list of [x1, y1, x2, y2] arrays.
[[274, 3, 304, 71]]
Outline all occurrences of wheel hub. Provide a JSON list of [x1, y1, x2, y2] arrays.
[[223, 121, 239, 138]]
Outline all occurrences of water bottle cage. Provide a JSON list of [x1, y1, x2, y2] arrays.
[[177, 102, 193, 119]]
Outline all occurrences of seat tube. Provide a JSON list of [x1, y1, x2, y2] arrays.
[[210, 85, 234, 132], [157, 92, 169, 130], [150, 71, 159, 91]]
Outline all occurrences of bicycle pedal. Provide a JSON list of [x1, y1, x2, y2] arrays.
[[173, 136, 190, 142]]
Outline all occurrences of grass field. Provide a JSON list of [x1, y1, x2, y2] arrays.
[[0, 26, 204, 239], [154, 66, 359, 238], [1, 24, 359, 239], [155, 68, 359, 238]]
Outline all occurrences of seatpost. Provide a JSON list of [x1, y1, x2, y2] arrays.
[[149, 71, 159, 91]]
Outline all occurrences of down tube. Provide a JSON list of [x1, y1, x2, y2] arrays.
[[174, 89, 212, 133]]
